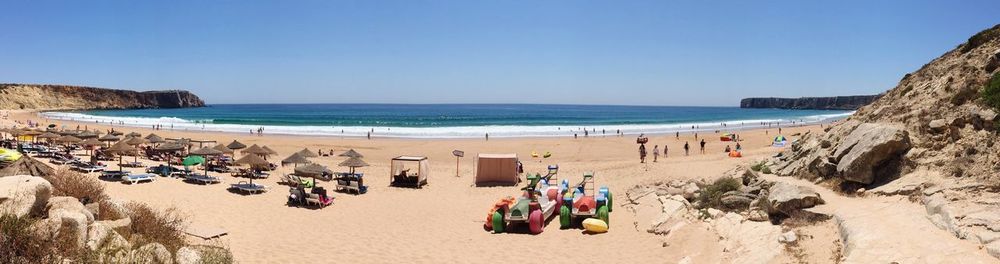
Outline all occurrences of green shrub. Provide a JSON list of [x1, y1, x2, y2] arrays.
[[963, 25, 1000, 52], [761, 166, 772, 174], [982, 72, 1000, 110], [696, 177, 742, 209], [751, 161, 771, 174]]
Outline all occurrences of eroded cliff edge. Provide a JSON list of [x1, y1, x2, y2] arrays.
[[0, 83, 205, 110], [740, 95, 881, 110]]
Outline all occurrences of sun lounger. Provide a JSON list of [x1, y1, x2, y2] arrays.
[[229, 181, 267, 194], [335, 173, 366, 195], [122, 173, 156, 184], [101, 170, 129, 179], [73, 164, 107, 173], [185, 174, 221, 185], [122, 161, 144, 168], [305, 193, 333, 208]]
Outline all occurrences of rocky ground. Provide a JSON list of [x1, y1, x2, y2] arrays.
[[0, 174, 228, 263]]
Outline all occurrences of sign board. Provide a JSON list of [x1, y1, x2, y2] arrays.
[[452, 150, 464, 157]]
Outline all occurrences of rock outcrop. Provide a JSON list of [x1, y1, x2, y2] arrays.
[[770, 24, 1000, 260], [0, 83, 205, 110], [740, 95, 881, 110], [0, 175, 53, 217]]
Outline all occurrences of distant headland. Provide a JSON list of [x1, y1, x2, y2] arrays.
[[0, 83, 204, 110], [739, 94, 882, 110]]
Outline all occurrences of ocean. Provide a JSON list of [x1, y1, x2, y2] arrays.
[[39, 104, 852, 138]]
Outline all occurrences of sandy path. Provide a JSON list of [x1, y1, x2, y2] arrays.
[[763, 175, 995, 263]]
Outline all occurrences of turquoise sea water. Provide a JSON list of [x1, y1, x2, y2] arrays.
[[41, 104, 851, 138]]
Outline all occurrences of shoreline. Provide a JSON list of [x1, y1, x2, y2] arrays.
[[34, 108, 850, 139]]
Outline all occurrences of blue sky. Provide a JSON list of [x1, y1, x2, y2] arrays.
[[1, 1, 998, 106]]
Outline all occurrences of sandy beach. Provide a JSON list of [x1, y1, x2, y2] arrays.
[[2, 111, 825, 263]]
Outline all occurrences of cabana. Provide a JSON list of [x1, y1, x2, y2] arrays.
[[390, 156, 428, 188], [474, 154, 519, 186]]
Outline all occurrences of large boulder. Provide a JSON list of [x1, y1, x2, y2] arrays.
[[833, 123, 911, 184], [134, 243, 173, 264], [0, 175, 52, 217], [175, 247, 202, 264], [86, 222, 113, 251], [766, 182, 825, 216], [47, 209, 90, 248], [48, 196, 95, 222]]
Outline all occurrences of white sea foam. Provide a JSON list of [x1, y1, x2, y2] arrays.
[[39, 111, 853, 139]]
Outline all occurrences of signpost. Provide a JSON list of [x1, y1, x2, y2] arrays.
[[452, 150, 464, 177]]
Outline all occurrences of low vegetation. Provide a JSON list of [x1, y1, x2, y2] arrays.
[[981, 72, 1000, 110], [43, 168, 107, 203], [962, 24, 1000, 52], [119, 202, 187, 252], [695, 177, 742, 209], [750, 161, 772, 174]]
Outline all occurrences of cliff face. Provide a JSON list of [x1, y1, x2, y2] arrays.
[[0, 84, 205, 110], [740, 95, 881, 110]]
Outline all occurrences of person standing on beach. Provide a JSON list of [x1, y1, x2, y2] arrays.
[[639, 144, 647, 163], [663, 145, 668, 158], [683, 142, 689, 156], [652, 145, 659, 162], [699, 139, 706, 154], [675, 132, 679, 139], [485, 133, 489, 141]]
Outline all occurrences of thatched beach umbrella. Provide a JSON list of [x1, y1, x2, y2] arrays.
[[126, 132, 142, 138], [338, 156, 369, 174], [281, 153, 311, 167], [241, 144, 268, 156], [145, 134, 165, 144], [98, 134, 120, 147], [123, 137, 147, 146], [190, 147, 224, 175], [106, 141, 137, 170], [212, 144, 234, 154], [154, 142, 186, 166], [296, 148, 319, 158], [109, 130, 124, 136], [235, 154, 270, 184], [55, 135, 82, 144], [37, 132, 59, 140], [339, 149, 363, 158], [76, 131, 98, 139], [262, 145, 278, 156], [226, 140, 247, 150], [294, 163, 330, 177], [0, 156, 54, 177]]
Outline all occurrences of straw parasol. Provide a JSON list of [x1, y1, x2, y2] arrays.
[[339, 149, 363, 158], [226, 140, 247, 150], [235, 154, 270, 184], [190, 147, 223, 156], [55, 135, 82, 144], [281, 153, 311, 167], [145, 134, 165, 144], [296, 148, 319, 158], [0, 156, 55, 177], [261, 145, 278, 155], [294, 163, 330, 176], [81, 138, 102, 147], [126, 132, 142, 138], [154, 142, 186, 152], [37, 132, 60, 140], [123, 136, 147, 146], [109, 130, 124, 136], [338, 156, 369, 174], [105, 141, 138, 170], [76, 131, 98, 139], [212, 144, 234, 154], [241, 144, 269, 156]]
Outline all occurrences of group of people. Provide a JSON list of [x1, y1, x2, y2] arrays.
[[637, 134, 719, 163], [250, 127, 265, 136]]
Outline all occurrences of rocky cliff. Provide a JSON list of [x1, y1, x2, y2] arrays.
[[0, 84, 205, 110], [770, 24, 1000, 258], [740, 95, 881, 110]]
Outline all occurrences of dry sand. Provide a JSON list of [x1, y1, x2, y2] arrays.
[[6, 111, 825, 263]]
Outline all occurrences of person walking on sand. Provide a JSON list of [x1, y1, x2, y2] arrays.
[[700, 139, 706, 154], [683, 142, 689, 156], [663, 144, 668, 158], [652, 145, 660, 162], [639, 144, 647, 163]]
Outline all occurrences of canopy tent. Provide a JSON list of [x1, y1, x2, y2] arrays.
[[772, 135, 788, 147], [390, 156, 428, 188], [474, 154, 519, 186]]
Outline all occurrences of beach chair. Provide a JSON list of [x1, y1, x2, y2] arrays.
[[281, 174, 303, 186], [288, 186, 307, 206], [185, 174, 221, 185], [122, 173, 156, 184], [335, 173, 366, 195], [229, 181, 267, 194], [305, 187, 333, 208], [101, 170, 129, 180]]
